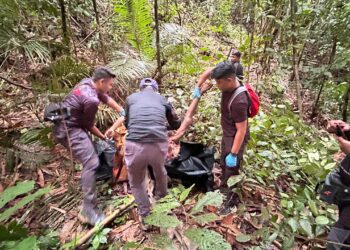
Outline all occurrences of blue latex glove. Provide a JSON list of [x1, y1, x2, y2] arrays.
[[119, 109, 126, 117], [225, 153, 238, 168], [192, 86, 201, 99]]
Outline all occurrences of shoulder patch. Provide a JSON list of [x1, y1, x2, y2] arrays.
[[73, 89, 81, 96]]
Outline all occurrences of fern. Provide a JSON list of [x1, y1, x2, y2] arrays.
[[114, 0, 155, 59], [151, 234, 177, 250], [184, 228, 231, 250], [193, 213, 218, 225], [0, 186, 52, 222], [144, 213, 182, 228], [0, 181, 35, 209], [190, 191, 224, 215]]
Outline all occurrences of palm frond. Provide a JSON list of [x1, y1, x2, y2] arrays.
[[114, 0, 155, 59], [108, 51, 154, 94]]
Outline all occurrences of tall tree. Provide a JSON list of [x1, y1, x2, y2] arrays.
[[58, 0, 70, 50], [154, 0, 162, 88], [290, 0, 303, 119], [92, 0, 107, 63]]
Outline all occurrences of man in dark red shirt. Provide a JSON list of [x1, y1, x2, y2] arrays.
[[211, 61, 250, 184], [54, 67, 124, 225]]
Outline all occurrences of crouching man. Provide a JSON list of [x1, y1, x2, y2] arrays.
[[53, 67, 125, 225]]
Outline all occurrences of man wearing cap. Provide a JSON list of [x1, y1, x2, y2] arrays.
[[109, 78, 181, 229], [53, 66, 125, 225]]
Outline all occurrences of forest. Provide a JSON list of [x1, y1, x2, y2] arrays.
[[0, 0, 350, 249]]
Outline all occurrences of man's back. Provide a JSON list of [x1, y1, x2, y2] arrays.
[[125, 89, 169, 143]]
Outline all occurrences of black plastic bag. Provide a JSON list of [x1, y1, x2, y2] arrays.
[[165, 141, 215, 192], [95, 139, 116, 181]]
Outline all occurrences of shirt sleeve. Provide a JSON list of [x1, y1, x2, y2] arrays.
[[164, 98, 181, 130], [230, 93, 248, 123], [81, 97, 99, 129], [98, 93, 110, 104]]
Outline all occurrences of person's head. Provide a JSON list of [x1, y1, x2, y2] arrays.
[[211, 61, 238, 92], [92, 66, 116, 93], [139, 78, 158, 91], [229, 49, 241, 63]]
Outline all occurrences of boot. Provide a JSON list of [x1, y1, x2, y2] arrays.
[[78, 207, 106, 226]]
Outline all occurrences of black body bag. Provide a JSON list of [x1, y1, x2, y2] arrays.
[[165, 142, 215, 192], [95, 139, 116, 181]]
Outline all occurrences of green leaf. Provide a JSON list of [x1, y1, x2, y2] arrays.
[[299, 219, 313, 237], [236, 234, 251, 243], [193, 213, 218, 225], [151, 234, 177, 250], [282, 236, 294, 250], [0, 186, 52, 222], [179, 184, 195, 202], [287, 218, 298, 233], [0, 181, 35, 209], [315, 216, 329, 225], [92, 236, 100, 250], [227, 175, 243, 187], [15, 236, 37, 250], [144, 213, 182, 228], [184, 228, 231, 250], [308, 200, 319, 217], [191, 191, 223, 215], [153, 201, 181, 214], [324, 162, 336, 170]]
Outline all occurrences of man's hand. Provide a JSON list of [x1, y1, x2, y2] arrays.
[[200, 81, 213, 94], [225, 153, 238, 168], [192, 86, 201, 99], [327, 120, 348, 133], [104, 128, 115, 139], [90, 125, 106, 140], [337, 136, 350, 154]]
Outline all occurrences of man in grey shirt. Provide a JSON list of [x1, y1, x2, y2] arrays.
[[122, 78, 181, 229], [54, 67, 125, 226]]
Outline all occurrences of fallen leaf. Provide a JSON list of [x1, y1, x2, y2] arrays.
[[37, 168, 45, 187], [222, 214, 235, 225], [60, 219, 77, 243]]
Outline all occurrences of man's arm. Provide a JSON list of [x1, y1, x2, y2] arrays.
[[165, 101, 181, 130], [230, 120, 247, 154], [106, 98, 125, 115], [90, 125, 106, 140], [196, 67, 214, 88]]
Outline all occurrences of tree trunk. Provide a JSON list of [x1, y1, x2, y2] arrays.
[[291, 0, 303, 119], [92, 0, 107, 63], [154, 0, 162, 90], [342, 83, 350, 122], [310, 38, 337, 118], [58, 0, 69, 50], [247, 4, 255, 83]]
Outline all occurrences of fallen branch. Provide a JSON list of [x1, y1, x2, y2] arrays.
[[73, 197, 135, 248], [0, 76, 32, 90]]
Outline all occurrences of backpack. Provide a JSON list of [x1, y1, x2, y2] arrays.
[[316, 168, 350, 205], [228, 83, 260, 118]]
